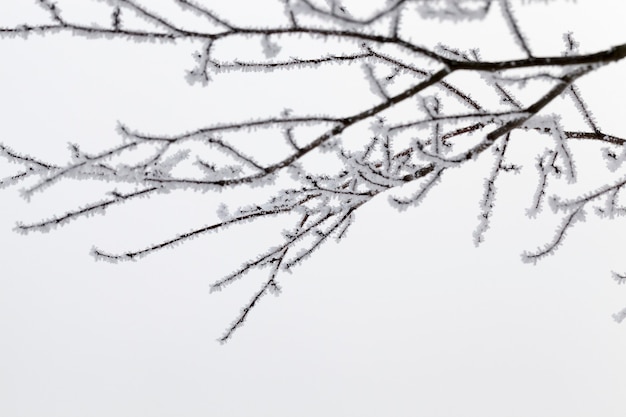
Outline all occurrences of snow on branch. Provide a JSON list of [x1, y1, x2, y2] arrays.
[[1, 0, 626, 341]]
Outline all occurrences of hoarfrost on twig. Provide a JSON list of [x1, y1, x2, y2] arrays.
[[2, 0, 626, 341]]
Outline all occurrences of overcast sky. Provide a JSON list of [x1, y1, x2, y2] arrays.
[[1, 1, 625, 416]]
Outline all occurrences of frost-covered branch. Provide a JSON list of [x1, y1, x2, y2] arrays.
[[2, 0, 626, 340]]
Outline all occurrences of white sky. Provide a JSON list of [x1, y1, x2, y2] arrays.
[[1, 1, 625, 416]]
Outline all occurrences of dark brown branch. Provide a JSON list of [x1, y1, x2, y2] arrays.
[[449, 43, 626, 71], [176, 0, 237, 30], [522, 205, 583, 263], [116, 0, 188, 35], [499, 0, 533, 57], [147, 68, 450, 187], [93, 206, 294, 261], [218, 247, 287, 343], [564, 131, 625, 145], [454, 65, 596, 162], [16, 187, 160, 232], [298, 0, 409, 25], [25, 142, 138, 196]]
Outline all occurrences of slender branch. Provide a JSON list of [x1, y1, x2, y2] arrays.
[[522, 205, 583, 263], [93, 206, 293, 261], [16, 187, 160, 232]]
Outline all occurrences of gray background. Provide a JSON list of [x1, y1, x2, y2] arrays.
[[1, 1, 625, 416]]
